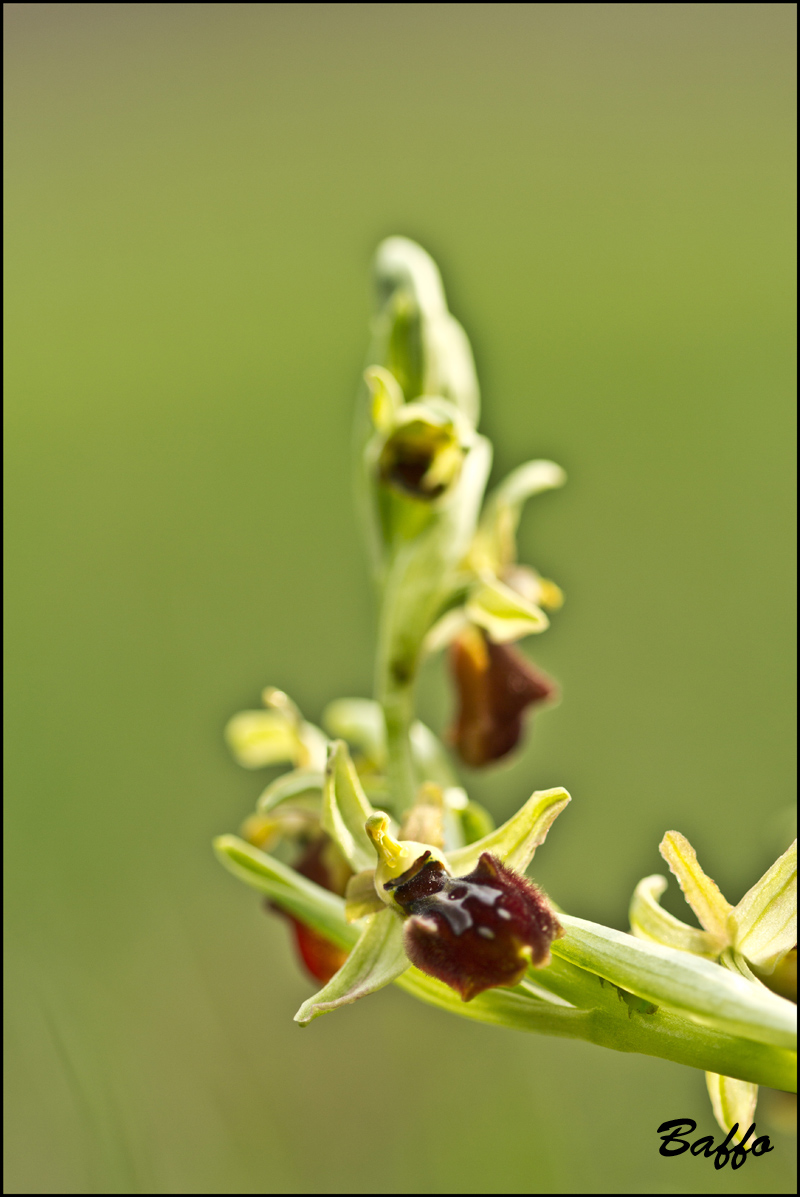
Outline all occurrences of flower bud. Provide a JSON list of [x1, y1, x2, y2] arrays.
[[378, 411, 465, 500], [388, 850, 563, 1000], [449, 626, 557, 767]]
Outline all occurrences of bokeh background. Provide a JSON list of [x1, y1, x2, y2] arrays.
[[5, 4, 796, 1193]]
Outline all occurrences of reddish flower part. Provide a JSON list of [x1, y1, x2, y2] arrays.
[[387, 850, 563, 1001], [449, 628, 557, 767], [269, 835, 352, 985]]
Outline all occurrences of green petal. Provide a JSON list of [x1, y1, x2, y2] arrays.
[[729, 840, 797, 973], [446, 787, 570, 874], [465, 573, 549, 642], [556, 914, 797, 1051], [321, 740, 375, 872], [212, 836, 357, 952], [659, 831, 733, 942], [705, 1072, 758, 1144], [256, 769, 325, 814], [630, 875, 725, 959], [294, 906, 409, 1025]]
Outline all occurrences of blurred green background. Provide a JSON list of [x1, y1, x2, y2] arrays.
[[4, 4, 796, 1193]]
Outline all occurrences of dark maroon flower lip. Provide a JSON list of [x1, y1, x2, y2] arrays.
[[389, 850, 563, 1001], [449, 627, 558, 767]]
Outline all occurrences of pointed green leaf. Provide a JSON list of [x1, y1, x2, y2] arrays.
[[213, 836, 357, 951], [630, 875, 725, 959], [465, 574, 549, 642], [322, 740, 375, 872], [446, 787, 570, 875], [659, 831, 733, 942], [256, 769, 325, 814], [555, 914, 797, 1050], [730, 840, 797, 973], [705, 1072, 758, 1144], [294, 907, 408, 1025]]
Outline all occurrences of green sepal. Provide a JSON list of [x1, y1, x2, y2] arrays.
[[294, 906, 409, 1026], [729, 839, 797, 973], [321, 740, 376, 873], [659, 831, 733, 942], [212, 835, 357, 952], [446, 787, 570, 875], [705, 1072, 758, 1144]]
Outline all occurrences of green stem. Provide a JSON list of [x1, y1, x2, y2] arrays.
[[396, 969, 796, 1092], [373, 545, 427, 812]]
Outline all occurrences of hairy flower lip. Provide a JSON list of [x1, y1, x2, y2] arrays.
[[391, 851, 563, 1001]]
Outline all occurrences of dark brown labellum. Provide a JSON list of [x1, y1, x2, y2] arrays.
[[387, 850, 563, 1001], [449, 628, 557, 767]]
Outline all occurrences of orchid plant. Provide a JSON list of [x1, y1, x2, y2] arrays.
[[215, 238, 796, 1144]]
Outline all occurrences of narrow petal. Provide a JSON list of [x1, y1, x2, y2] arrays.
[[294, 907, 409, 1025], [224, 710, 300, 769], [321, 740, 376, 873], [729, 840, 797, 973], [630, 875, 725, 958], [705, 1072, 758, 1145], [446, 787, 570, 875], [659, 831, 733, 942]]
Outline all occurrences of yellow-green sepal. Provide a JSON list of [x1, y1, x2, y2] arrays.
[[705, 1072, 758, 1144], [728, 839, 797, 973], [446, 786, 570, 875], [294, 906, 409, 1026], [321, 740, 375, 873]]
